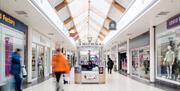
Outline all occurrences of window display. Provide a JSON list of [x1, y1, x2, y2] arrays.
[[32, 43, 37, 79], [156, 28, 180, 82], [132, 48, 139, 76], [131, 46, 150, 80], [0, 10, 27, 86], [139, 46, 150, 80], [37, 46, 45, 78]]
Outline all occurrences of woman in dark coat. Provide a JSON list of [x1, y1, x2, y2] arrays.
[[107, 56, 114, 74]]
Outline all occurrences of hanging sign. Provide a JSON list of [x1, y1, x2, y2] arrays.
[[167, 13, 180, 29], [109, 20, 116, 30], [0, 10, 28, 33], [69, 32, 77, 37]]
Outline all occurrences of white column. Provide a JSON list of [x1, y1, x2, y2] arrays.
[[116, 44, 119, 71], [27, 26, 32, 83], [127, 39, 131, 75], [150, 26, 155, 82]]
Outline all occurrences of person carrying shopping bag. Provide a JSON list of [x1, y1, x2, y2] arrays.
[[11, 49, 23, 91], [52, 48, 70, 91]]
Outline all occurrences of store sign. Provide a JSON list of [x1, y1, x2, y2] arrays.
[[167, 13, 180, 29], [69, 32, 77, 37], [80, 42, 101, 46], [109, 20, 116, 30], [0, 10, 28, 33]]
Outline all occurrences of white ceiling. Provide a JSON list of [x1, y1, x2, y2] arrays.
[[0, 0, 76, 49], [105, 0, 180, 49], [48, 0, 134, 43]]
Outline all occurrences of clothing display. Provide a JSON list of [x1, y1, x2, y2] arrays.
[[164, 49, 175, 64], [163, 46, 175, 79], [131, 46, 150, 80], [156, 22, 180, 83]]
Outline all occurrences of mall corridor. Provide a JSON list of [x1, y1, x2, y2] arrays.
[[23, 72, 178, 91], [0, 0, 180, 91]]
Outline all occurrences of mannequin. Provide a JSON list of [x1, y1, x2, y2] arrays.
[[164, 46, 175, 79]]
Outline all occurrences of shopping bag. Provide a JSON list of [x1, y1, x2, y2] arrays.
[[22, 65, 27, 78]]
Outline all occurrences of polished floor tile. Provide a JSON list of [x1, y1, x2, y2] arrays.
[[23, 72, 178, 91]]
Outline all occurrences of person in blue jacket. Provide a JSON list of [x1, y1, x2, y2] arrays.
[[11, 48, 22, 91]]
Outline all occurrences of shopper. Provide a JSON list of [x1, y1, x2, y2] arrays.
[[11, 49, 22, 91], [107, 55, 114, 74], [52, 48, 70, 91]]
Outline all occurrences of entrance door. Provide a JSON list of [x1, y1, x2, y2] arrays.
[[118, 52, 122, 71]]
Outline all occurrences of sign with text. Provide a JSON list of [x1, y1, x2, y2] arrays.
[[167, 13, 180, 29], [0, 10, 28, 33]]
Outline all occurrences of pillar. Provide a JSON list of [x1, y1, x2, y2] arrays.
[[116, 44, 119, 71], [150, 26, 155, 82], [127, 39, 131, 75], [27, 26, 33, 83]]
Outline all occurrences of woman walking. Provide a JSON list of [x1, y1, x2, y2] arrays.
[[52, 48, 70, 91]]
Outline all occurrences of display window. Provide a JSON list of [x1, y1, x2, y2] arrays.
[[0, 10, 27, 86], [31, 43, 51, 79], [132, 48, 139, 76], [37, 45, 45, 78], [156, 26, 180, 83], [45, 48, 50, 75], [131, 46, 150, 80], [139, 46, 150, 80], [32, 43, 37, 79], [0, 24, 25, 86]]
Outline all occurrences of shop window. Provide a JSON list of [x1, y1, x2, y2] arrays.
[[131, 46, 150, 80], [156, 28, 180, 82]]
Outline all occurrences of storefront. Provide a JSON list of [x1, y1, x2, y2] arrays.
[[130, 32, 150, 80], [31, 30, 51, 81], [155, 13, 180, 85], [0, 10, 28, 86], [118, 42, 127, 75], [75, 44, 105, 84]]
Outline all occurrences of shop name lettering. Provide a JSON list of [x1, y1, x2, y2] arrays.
[[0, 12, 16, 26], [168, 16, 180, 26]]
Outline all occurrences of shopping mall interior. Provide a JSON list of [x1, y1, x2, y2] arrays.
[[0, 0, 180, 91]]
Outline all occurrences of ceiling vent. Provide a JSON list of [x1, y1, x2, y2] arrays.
[[48, 33, 54, 35], [15, 11, 27, 15], [157, 11, 170, 16]]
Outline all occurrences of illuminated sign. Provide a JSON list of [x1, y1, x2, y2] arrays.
[[0, 10, 28, 33], [167, 13, 180, 29]]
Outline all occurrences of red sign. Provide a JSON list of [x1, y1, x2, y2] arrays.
[[69, 32, 77, 37]]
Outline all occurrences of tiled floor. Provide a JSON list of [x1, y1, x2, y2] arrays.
[[23, 71, 179, 91]]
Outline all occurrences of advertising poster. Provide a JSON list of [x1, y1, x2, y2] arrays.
[[5, 37, 11, 76], [99, 67, 103, 74]]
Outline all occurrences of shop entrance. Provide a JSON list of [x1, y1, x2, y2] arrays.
[[118, 52, 127, 75]]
